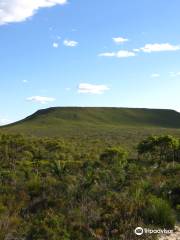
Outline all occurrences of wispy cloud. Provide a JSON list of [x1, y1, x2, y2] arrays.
[[151, 73, 160, 78], [27, 96, 56, 104], [99, 50, 136, 58], [169, 71, 180, 77], [78, 83, 110, 94], [133, 48, 141, 52], [22, 79, 28, 83], [0, 0, 68, 25], [140, 43, 180, 53], [112, 37, 128, 44], [101, 42, 180, 59], [99, 52, 116, 57], [63, 40, 78, 47], [53, 42, 59, 48]]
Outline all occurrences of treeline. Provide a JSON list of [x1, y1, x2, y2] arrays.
[[0, 134, 179, 240]]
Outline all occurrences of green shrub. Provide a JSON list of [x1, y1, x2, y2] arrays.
[[144, 195, 176, 229], [100, 147, 128, 167]]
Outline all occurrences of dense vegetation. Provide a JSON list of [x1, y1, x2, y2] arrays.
[[0, 133, 179, 240], [2, 107, 180, 159]]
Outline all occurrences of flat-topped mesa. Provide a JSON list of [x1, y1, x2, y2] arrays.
[[1, 107, 180, 136]]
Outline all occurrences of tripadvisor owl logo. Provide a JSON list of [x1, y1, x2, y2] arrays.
[[134, 227, 144, 236], [134, 227, 173, 236]]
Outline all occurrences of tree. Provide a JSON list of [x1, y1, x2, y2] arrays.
[[137, 135, 179, 165]]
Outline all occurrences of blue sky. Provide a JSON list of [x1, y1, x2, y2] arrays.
[[0, 0, 180, 124]]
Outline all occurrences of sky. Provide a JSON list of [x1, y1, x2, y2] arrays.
[[0, 0, 180, 124]]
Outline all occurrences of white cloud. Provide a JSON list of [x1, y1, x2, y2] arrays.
[[99, 52, 116, 57], [116, 51, 135, 58], [27, 96, 55, 104], [112, 37, 128, 44], [140, 43, 180, 53], [22, 79, 28, 83], [78, 83, 110, 94], [63, 40, 78, 47], [169, 71, 180, 77], [0, 0, 67, 25], [99, 50, 136, 58], [151, 73, 160, 78], [133, 48, 140, 52], [53, 42, 59, 48], [0, 118, 11, 126]]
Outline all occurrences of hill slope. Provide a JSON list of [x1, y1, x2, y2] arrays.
[[1, 107, 180, 137]]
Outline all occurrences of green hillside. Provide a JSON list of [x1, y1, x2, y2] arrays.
[[1, 107, 180, 148], [2, 107, 180, 133]]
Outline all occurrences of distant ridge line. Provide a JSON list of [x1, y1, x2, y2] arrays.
[[1, 107, 180, 136]]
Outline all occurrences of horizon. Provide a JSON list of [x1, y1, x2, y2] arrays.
[[1, 0, 180, 125]]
